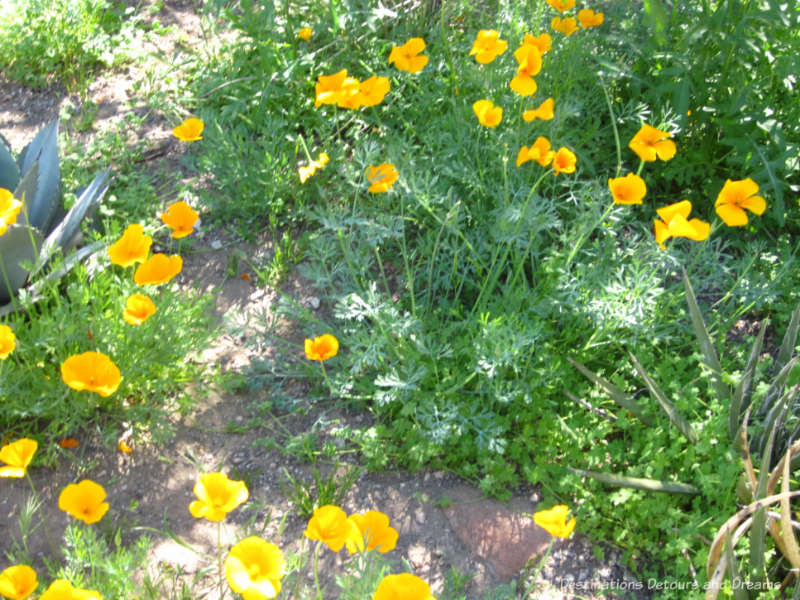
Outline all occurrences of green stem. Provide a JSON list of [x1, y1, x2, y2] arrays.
[[522, 539, 555, 598], [313, 540, 322, 599], [217, 520, 223, 600], [564, 201, 616, 272], [320, 362, 335, 397], [469, 169, 549, 317], [599, 75, 622, 176], [26, 472, 59, 559]]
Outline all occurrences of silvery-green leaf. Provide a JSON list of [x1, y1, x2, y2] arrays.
[[13, 161, 39, 225], [0, 224, 44, 304], [20, 121, 60, 233], [0, 134, 19, 191], [39, 168, 110, 266]]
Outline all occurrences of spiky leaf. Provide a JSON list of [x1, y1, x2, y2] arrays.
[[0, 135, 19, 191], [18, 121, 60, 233], [569, 467, 700, 495], [568, 357, 653, 425], [0, 224, 44, 304], [39, 168, 111, 266], [14, 161, 39, 224]]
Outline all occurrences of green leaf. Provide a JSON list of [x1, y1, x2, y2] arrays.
[[14, 160, 39, 225], [569, 467, 700, 495], [643, 0, 669, 46], [683, 268, 730, 405], [20, 121, 61, 233], [776, 301, 800, 375], [730, 320, 766, 440], [0, 134, 20, 191], [567, 357, 653, 426], [629, 353, 698, 444], [0, 224, 44, 305], [39, 168, 110, 267]]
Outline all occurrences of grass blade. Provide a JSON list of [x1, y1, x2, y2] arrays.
[[730, 319, 766, 440], [776, 301, 800, 374], [569, 467, 700, 495], [682, 267, 730, 406], [567, 358, 653, 425], [629, 353, 698, 444], [781, 447, 800, 569]]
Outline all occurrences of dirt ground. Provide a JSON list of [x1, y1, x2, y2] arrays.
[[0, 1, 655, 598]]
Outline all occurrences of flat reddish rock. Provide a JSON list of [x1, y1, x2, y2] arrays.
[[442, 485, 551, 579]]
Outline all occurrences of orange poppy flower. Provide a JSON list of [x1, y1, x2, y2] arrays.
[[714, 178, 767, 227], [161, 201, 199, 239], [345, 510, 398, 554], [61, 351, 121, 397], [108, 224, 152, 267], [653, 200, 710, 250], [0, 325, 16, 360], [628, 124, 676, 162], [225, 536, 285, 600], [134, 254, 183, 286], [388, 38, 429, 74], [172, 118, 204, 142], [122, 293, 157, 326], [469, 30, 508, 64], [0, 565, 38, 600], [533, 504, 576, 538], [473, 99, 503, 127], [521, 33, 551, 55], [58, 479, 110, 524], [608, 173, 647, 205], [59, 438, 80, 449], [510, 45, 542, 97], [516, 137, 555, 167], [304, 505, 361, 552], [551, 16, 579, 35], [0, 188, 23, 237], [189, 472, 249, 522], [552, 147, 577, 174], [0, 438, 37, 478], [578, 9, 604, 28], [373, 574, 436, 600], [304, 334, 339, 361]]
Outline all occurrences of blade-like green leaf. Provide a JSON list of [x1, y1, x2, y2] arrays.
[[629, 353, 699, 443], [569, 466, 700, 495], [21, 121, 60, 233], [730, 319, 767, 440], [567, 357, 653, 425], [0, 134, 19, 191], [683, 268, 730, 405], [776, 301, 800, 374], [755, 357, 799, 432], [724, 526, 748, 600], [14, 160, 39, 225], [39, 168, 110, 267], [0, 224, 44, 304]]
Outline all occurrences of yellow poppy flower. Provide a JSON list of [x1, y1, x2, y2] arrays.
[[314, 70, 350, 107], [117, 439, 133, 454], [304, 333, 339, 361], [545, 0, 575, 11], [225, 536, 285, 600], [0, 188, 23, 237], [608, 173, 647, 205], [133, 254, 183, 286], [122, 293, 157, 326], [551, 16, 579, 35], [516, 137, 555, 168], [298, 27, 312, 41], [552, 147, 577, 174], [298, 152, 330, 183], [345, 510, 398, 554], [304, 505, 362, 552], [107, 224, 152, 267], [0, 565, 38, 600], [469, 30, 507, 64], [388, 38, 429, 74], [39, 579, 101, 600], [578, 9, 604, 28], [0, 324, 16, 360], [372, 574, 437, 600], [61, 352, 121, 397], [336, 76, 363, 109], [365, 164, 399, 193], [189, 472, 249, 522], [653, 200, 710, 250], [358, 75, 390, 107], [473, 99, 502, 128], [172, 117, 204, 142], [0, 438, 37, 478], [714, 178, 766, 227], [628, 124, 676, 162], [522, 98, 554, 122], [533, 504, 576, 538], [521, 33, 551, 55], [509, 45, 542, 97], [58, 479, 110, 525], [161, 201, 199, 239]]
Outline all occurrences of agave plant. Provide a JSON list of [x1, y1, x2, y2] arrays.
[[0, 120, 110, 306]]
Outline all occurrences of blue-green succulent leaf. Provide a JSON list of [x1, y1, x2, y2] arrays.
[[0, 135, 20, 191], [20, 121, 61, 232], [40, 168, 111, 265], [0, 224, 44, 305]]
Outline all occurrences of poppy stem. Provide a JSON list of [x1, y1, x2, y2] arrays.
[[217, 520, 223, 600], [521, 538, 554, 598], [313, 540, 323, 598], [25, 472, 59, 560], [320, 362, 335, 397]]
